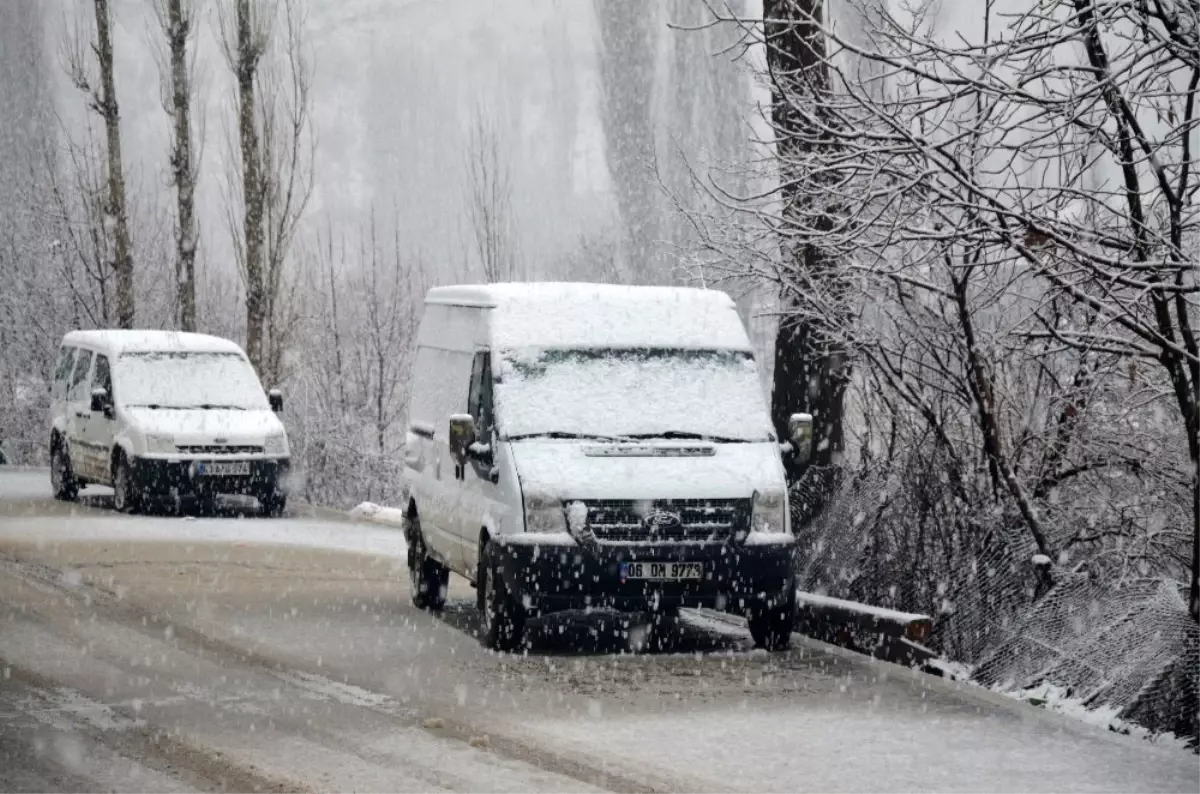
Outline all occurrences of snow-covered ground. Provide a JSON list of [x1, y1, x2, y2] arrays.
[[0, 470, 408, 560], [2, 468, 1196, 792]]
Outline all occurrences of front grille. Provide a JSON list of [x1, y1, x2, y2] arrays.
[[583, 498, 750, 543], [176, 444, 263, 455]]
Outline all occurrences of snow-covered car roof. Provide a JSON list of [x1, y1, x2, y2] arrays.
[[62, 330, 246, 357], [425, 282, 753, 351]]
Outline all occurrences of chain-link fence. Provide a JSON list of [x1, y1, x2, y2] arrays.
[[791, 460, 1198, 747]]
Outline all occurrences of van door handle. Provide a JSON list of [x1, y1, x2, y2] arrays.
[[75, 411, 88, 418]]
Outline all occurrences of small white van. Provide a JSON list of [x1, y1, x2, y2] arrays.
[[48, 330, 291, 516], [402, 284, 813, 651]]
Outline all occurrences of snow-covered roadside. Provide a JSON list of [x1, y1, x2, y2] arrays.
[[1003, 682, 1193, 752], [922, 660, 1193, 752]]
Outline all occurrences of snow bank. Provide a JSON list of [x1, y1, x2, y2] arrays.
[[349, 501, 408, 530], [1005, 682, 1193, 752]]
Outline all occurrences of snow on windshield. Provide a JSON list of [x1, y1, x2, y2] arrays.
[[115, 352, 269, 410], [496, 348, 773, 441]]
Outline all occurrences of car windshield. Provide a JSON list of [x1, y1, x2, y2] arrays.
[[115, 351, 269, 411], [495, 348, 773, 442]]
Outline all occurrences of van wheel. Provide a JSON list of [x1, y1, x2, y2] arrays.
[[480, 543, 525, 652], [51, 442, 78, 501], [407, 514, 448, 610], [111, 456, 141, 514], [260, 492, 287, 518], [748, 593, 796, 651]]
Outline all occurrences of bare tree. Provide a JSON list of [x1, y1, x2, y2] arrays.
[[219, 0, 314, 384], [464, 107, 519, 282], [700, 0, 1199, 624], [151, 0, 202, 331], [62, 0, 134, 328], [763, 0, 850, 480]]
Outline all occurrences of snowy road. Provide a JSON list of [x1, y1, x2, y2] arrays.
[[0, 469, 1194, 793]]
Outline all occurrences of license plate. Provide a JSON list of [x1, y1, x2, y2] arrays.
[[619, 561, 703, 581], [197, 461, 250, 476]]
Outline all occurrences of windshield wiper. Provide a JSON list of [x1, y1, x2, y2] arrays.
[[198, 404, 246, 410], [506, 431, 629, 442], [624, 431, 752, 444]]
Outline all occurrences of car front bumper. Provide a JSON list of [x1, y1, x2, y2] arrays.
[[491, 535, 796, 614], [130, 456, 290, 501]]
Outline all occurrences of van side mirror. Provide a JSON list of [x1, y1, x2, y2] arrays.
[[91, 387, 113, 417], [787, 413, 813, 465], [268, 389, 284, 413], [449, 414, 476, 466]]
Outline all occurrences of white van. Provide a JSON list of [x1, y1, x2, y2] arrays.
[[48, 330, 291, 516], [402, 284, 813, 651]]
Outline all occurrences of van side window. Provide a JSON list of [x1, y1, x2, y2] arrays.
[[467, 352, 494, 440], [54, 347, 76, 383], [69, 350, 93, 398], [94, 354, 112, 400]]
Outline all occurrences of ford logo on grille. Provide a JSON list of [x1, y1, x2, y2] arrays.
[[643, 510, 682, 532], [213, 437, 229, 444]]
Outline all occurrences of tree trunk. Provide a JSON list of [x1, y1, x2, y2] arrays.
[[166, 0, 197, 331], [236, 0, 265, 376], [94, 0, 133, 328], [764, 0, 848, 482]]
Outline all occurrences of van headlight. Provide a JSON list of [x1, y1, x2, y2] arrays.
[[145, 433, 176, 454], [264, 432, 288, 456], [524, 492, 567, 533], [751, 489, 789, 534]]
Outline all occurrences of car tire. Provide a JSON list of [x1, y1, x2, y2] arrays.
[[260, 492, 287, 518], [50, 441, 78, 502], [480, 543, 525, 652], [111, 455, 142, 514], [408, 513, 448, 610], [748, 593, 796, 651]]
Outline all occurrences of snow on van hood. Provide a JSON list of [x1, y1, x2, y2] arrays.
[[509, 440, 786, 501], [123, 407, 283, 444]]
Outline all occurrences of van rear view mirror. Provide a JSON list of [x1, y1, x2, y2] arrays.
[[91, 387, 112, 417], [449, 414, 476, 466], [268, 388, 284, 413], [787, 413, 813, 465]]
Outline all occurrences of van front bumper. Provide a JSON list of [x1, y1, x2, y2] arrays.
[[491, 535, 796, 614], [129, 456, 290, 501]]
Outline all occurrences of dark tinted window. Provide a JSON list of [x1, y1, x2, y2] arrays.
[[54, 347, 76, 383], [70, 350, 93, 390], [94, 354, 112, 396], [467, 351, 494, 439]]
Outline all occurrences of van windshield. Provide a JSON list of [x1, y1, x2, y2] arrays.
[[496, 348, 774, 442], [115, 352, 269, 411]]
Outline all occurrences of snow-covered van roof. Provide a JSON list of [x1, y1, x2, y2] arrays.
[[62, 330, 246, 357], [425, 282, 753, 351]]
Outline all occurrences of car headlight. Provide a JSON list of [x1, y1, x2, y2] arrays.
[[523, 492, 567, 534], [751, 489, 789, 534], [145, 433, 176, 454], [264, 432, 288, 456]]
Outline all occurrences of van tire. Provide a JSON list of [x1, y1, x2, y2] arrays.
[[407, 513, 448, 610], [111, 455, 142, 514], [480, 543, 525, 652], [747, 593, 796, 651], [260, 493, 287, 518], [51, 441, 78, 502]]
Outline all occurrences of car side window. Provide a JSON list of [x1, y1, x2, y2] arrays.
[[54, 347, 76, 384], [69, 350, 93, 400], [467, 351, 494, 440], [94, 354, 112, 401]]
